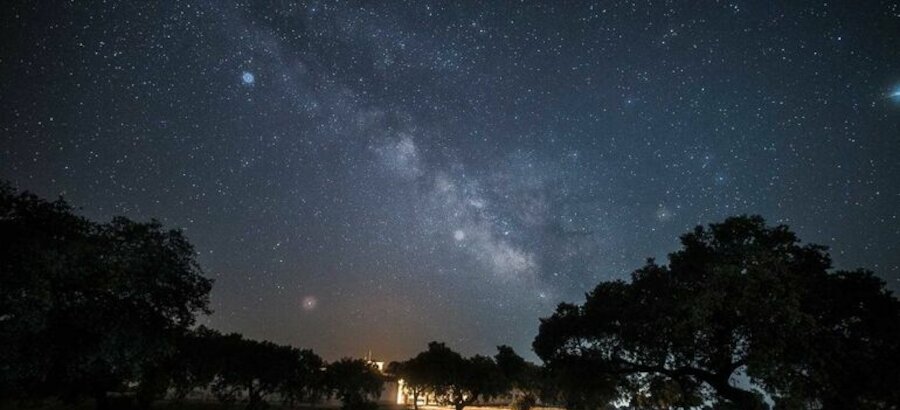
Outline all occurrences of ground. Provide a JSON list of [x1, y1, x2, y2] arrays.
[[0, 401, 567, 410]]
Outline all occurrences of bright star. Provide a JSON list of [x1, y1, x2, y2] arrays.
[[241, 71, 255, 85], [890, 86, 900, 103], [302, 295, 317, 311], [656, 206, 673, 222]]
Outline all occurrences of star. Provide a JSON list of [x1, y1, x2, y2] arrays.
[[3, 0, 897, 364], [302, 295, 317, 311], [656, 205, 673, 222], [241, 71, 255, 86]]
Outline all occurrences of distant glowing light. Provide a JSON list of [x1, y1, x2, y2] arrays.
[[242, 71, 255, 85], [302, 295, 317, 311], [396, 379, 406, 404], [890, 86, 900, 103], [453, 230, 466, 241]]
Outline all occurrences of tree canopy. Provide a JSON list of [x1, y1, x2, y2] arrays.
[[533, 215, 900, 409], [137, 326, 326, 410], [5, 183, 899, 410], [196, 329, 325, 409], [387, 356, 430, 409], [0, 183, 333, 410], [0, 182, 213, 408], [394, 342, 509, 410], [494, 345, 541, 410], [325, 358, 384, 410]]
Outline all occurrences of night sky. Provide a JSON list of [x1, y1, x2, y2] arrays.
[[2, 1, 899, 362]]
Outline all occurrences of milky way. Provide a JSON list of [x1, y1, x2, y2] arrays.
[[1, 1, 899, 361]]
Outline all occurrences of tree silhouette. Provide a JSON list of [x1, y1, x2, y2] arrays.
[[163, 326, 227, 402], [539, 356, 620, 410], [208, 332, 318, 409], [325, 358, 384, 410], [533, 215, 900, 409], [401, 342, 506, 410], [0, 182, 213, 409], [386, 358, 429, 409], [280, 348, 327, 408], [156, 327, 325, 410], [494, 345, 540, 410]]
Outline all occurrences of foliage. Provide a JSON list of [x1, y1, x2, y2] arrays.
[[399, 342, 507, 410], [167, 328, 325, 410], [386, 359, 429, 409], [325, 358, 384, 410], [0, 182, 213, 408], [533, 215, 900, 409], [6, 181, 898, 410], [510, 393, 537, 410], [165, 327, 228, 402], [209, 334, 298, 409], [538, 356, 621, 410], [280, 348, 327, 407], [494, 345, 541, 410]]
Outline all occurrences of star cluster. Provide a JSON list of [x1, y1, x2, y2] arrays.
[[1, 1, 898, 360]]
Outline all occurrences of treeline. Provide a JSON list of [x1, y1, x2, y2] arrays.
[[0, 183, 383, 410], [140, 327, 384, 410], [391, 216, 900, 410], [3, 181, 900, 410], [388, 343, 541, 410]]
